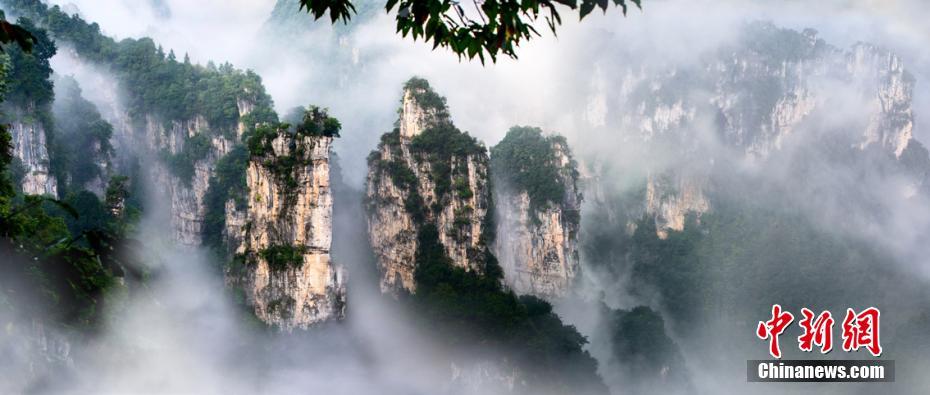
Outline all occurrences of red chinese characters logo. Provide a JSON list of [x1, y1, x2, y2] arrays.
[[797, 308, 834, 354], [842, 307, 882, 357], [756, 304, 794, 358], [757, 305, 881, 358]]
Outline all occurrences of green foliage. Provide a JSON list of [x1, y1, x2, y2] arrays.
[[741, 22, 828, 66], [363, 78, 600, 391], [0, 22, 138, 330], [453, 176, 472, 199], [0, 188, 133, 328], [246, 122, 305, 193], [161, 132, 212, 185], [623, 193, 907, 335], [7, 156, 25, 188], [105, 176, 128, 206], [380, 157, 428, 222], [248, 106, 339, 155], [245, 122, 283, 157], [244, 106, 340, 201], [295, 105, 342, 138], [51, 76, 114, 193], [411, 224, 605, 393], [0, 11, 37, 53], [3, 17, 54, 109], [103, 174, 142, 233], [410, 122, 484, 210], [0, 18, 59, 186], [403, 77, 448, 116], [297, 0, 642, 62], [4, 0, 277, 130], [627, 215, 704, 326], [258, 244, 309, 271], [491, 126, 572, 215], [202, 146, 250, 264], [607, 306, 691, 393], [57, 190, 109, 235], [270, 0, 382, 37]]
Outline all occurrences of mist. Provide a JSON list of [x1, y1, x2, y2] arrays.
[[3, 0, 930, 394]]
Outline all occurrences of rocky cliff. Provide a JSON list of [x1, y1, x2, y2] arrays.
[[366, 78, 491, 293], [9, 118, 57, 196], [585, 23, 923, 237], [226, 120, 345, 330], [491, 128, 582, 298], [144, 114, 238, 244]]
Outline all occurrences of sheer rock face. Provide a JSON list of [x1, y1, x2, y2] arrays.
[[367, 84, 491, 293], [146, 114, 236, 245], [586, 25, 919, 236], [494, 140, 582, 298], [399, 87, 445, 139], [851, 43, 914, 158], [230, 134, 346, 330], [82, 139, 112, 196], [366, 161, 419, 292], [10, 119, 57, 196], [645, 173, 709, 238]]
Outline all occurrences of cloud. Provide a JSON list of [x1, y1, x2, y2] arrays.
[[23, 1, 930, 393]]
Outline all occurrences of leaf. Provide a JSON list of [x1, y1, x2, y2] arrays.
[[0, 19, 35, 53], [579, 0, 596, 19]]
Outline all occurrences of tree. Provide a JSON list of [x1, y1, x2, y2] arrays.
[[0, 14, 130, 328], [0, 10, 36, 53], [297, 0, 642, 62]]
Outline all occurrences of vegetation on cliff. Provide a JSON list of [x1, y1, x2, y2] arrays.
[[0, 17, 58, 177], [161, 132, 211, 185], [585, 164, 930, 366], [604, 305, 691, 393], [402, 77, 449, 117], [205, 106, 340, 272], [411, 222, 604, 393], [409, 123, 484, 213], [491, 126, 577, 217], [3, 0, 276, 131], [202, 145, 250, 262], [0, 24, 139, 329], [258, 244, 310, 271], [369, 78, 604, 392], [245, 107, 340, 193], [51, 76, 113, 193], [2, 17, 53, 110]]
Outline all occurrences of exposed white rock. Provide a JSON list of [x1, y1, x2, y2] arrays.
[[851, 43, 914, 158], [645, 173, 709, 239], [398, 86, 445, 139], [10, 120, 58, 197], [494, 139, 582, 298], [600, 26, 918, 236], [231, 133, 346, 329], [367, 83, 491, 293], [146, 115, 233, 245]]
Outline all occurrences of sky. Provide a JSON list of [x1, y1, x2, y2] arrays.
[[46, 0, 930, 185], [21, 2, 930, 393]]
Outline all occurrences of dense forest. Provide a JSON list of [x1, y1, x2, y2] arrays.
[[491, 126, 577, 216], [4, 0, 277, 131], [367, 78, 608, 393], [0, 18, 138, 331], [2, 1, 930, 394]]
